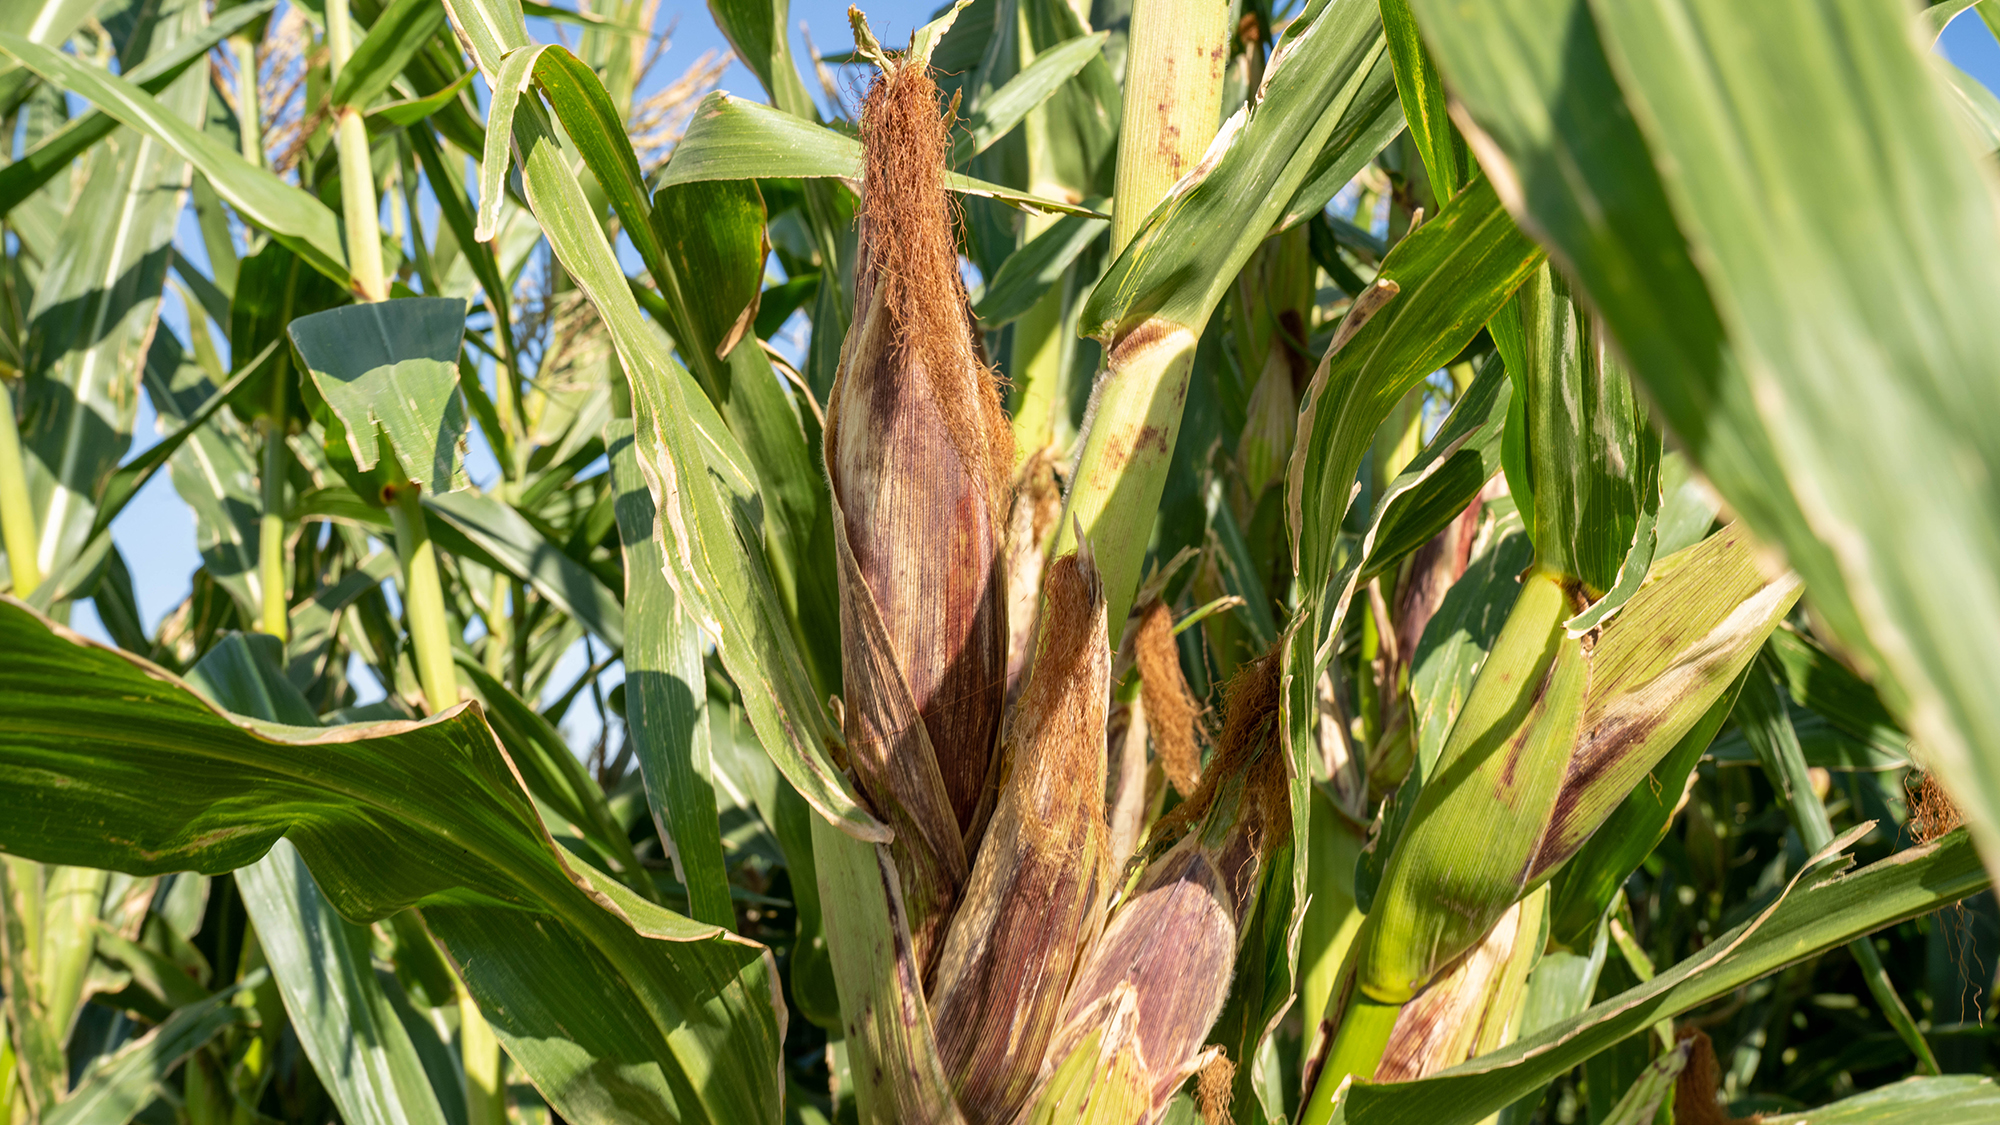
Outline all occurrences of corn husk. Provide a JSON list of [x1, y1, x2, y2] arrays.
[[1030, 654, 1291, 1125], [1358, 526, 1802, 1006], [824, 50, 1014, 966], [931, 552, 1113, 1124], [1005, 449, 1065, 708]]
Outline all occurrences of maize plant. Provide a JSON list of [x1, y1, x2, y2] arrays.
[[3, 0, 2000, 1120]]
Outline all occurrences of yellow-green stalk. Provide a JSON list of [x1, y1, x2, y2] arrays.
[[231, 34, 262, 168], [324, 0, 387, 302], [384, 449, 458, 715], [1051, 0, 1228, 636], [1109, 0, 1230, 257], [257, 368, 289, 642], [0, 383, 40, 597], [457, 979, 507, 1125]]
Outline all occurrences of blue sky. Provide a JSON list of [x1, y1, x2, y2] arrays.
[[59, 3, 2000, 748]]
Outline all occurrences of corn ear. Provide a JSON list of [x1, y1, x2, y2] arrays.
[[823, 48, 1013, 964], [1359, 526, 1802, 1008], [932, 552, 1112, 1124], [1005, 449, 1065, 707], [1359, 569, 1578, 1004], [1374, 883, 1544, 1081], [1035, 655, 1291, 1124]]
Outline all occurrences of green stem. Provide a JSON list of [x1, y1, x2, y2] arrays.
[[456, 980, 507, 1125], [386, 463, 458, 714], [325, 0, 387, 302], [482, 569, 510, 681], [258, 367, 289, 641], [0, 382, 39, 598], [1739, 657, 1940, 1075], [1109, 0, 1230, 256], [258, 422, 288, 642], [1304, 992, 1402, 1125], [230, 34, 262, 168], [1053, 0, 1228, 635]]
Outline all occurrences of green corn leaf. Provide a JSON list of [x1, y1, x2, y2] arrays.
[[286, 550, 398, 689], [658, 92, 1107, 218], [971, 210, 1108, 327], [476, 44, 547, 242], [609, 417, 734, 928], [1284, 175, 1541, 830], [15, 0, 207, 592], [1411, 0, 2000, 874], [365, 71, 476, 129], [1083, 0, 1388, 338], [331, 0, 448, 110], [1763, 1076, 2000, 1125], [0, 0, 103, 111], [1506, 266, 1661, 604], [810, 814, 965, 1124], [289, 298, 470, 493], [444, 17, 881, 839], [139, 333, 269, 625], [645, 180, 842, 696], [454, 653, 649, 894], [1378, 0, 1461, 200], [951, 31, 1108, 164], [1763, 626, 1910, 762], [0, 33, 351, 290], [32, 337, 272, 607], [1275, 61, 1404, 233], [0, 0, 274, 216], [1359, 353, 1511, 579], [648, 179, 766, 370], [237, 834, 456, 1125], [42, 974, 250, 1125], [1544, 669, 1743, 949], [1328, 827, 1989, 1125], [1529, 526, 1802, 874], [0, 597, 785, 1125], [1359, 572, 1583, 1002], [423, 489, 623, 647], [529, 47, 839, 701], [229, 238, 352, 429], [703, 0, 815, 116]]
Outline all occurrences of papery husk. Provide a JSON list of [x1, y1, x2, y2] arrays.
[[1005, 448, 1065, 708], [1104, 697, 1155, 873], [1032, 654, 1291, 1125], [1134, 598, 1201, 798], [824, 51, 1014, 966], [932, 551, 1112, 1124], [1372, 884, 1541, 1082], [1360, 527, 1803, 1005]]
